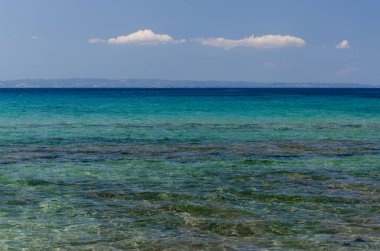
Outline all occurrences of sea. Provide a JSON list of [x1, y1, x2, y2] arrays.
[[0, 88, 379, 250]]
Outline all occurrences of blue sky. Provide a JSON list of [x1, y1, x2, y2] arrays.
[[0, 0, 379, 84]]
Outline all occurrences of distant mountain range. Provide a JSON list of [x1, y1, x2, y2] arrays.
[[0, 78, 378, 88]]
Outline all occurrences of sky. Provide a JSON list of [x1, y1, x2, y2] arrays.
[[0, 0, 379, 84]]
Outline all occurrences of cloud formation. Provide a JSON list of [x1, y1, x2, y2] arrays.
[[88, 38, 104, 44], [89, 29, 185, 45], [199, 35, 306, 49], [32, 35, 43, 40], [336, 40, 350, 49], [338, 66, 360, 76]]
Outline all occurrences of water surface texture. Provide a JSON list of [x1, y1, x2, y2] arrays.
[[0, 88, 379, 250]]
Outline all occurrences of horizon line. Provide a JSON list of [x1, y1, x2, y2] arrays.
[[0, 78, 379, 88]]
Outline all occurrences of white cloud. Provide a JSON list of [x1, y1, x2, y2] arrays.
[[88, 38, 105, 44], [336, 40, 350, 49], [89, 29, 185, 45], [199, 35, 306, 50]]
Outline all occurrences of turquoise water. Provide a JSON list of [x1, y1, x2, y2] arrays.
[[0, 88, 379, 250]]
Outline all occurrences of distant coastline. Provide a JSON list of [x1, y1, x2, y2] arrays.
[[0, 78, 378, 88]]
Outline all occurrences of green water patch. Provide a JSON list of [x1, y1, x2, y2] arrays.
[[1, 159, 379, 250], [1, 140, 379, 166]]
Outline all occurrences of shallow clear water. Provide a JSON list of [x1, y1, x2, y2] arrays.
[[0, 88, 379, 250]]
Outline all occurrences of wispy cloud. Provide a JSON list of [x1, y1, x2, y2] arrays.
[[338, 66, 361, 76], [336, 40, 350, 49], [89, 29, 185, 45], [88, 38, 104, 44], [199, 35, 305, 50], [32, 35, 43, 40]]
